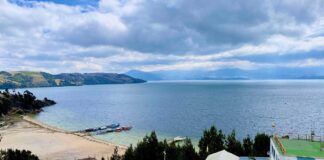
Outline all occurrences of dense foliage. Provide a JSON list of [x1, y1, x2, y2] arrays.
[[108, 127, 270, 160], [0, 71, 146, 89], [198, 126, 270, 159], [0, 149, 39, 160], [0, 89, 56, 115]]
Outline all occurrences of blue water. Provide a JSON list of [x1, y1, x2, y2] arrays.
[[19, 80, 324, 146]]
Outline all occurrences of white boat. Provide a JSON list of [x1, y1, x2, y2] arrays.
[[173, 136, 186, 142]]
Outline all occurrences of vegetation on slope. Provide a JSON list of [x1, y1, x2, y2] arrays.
[[0, 89, 56, 115], [0, 71, 146, 89]]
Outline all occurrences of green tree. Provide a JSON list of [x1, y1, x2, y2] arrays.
[[179, 138, 200, 160], [133, 131, 165, 160], [198, 126, 225, 159], [110, 147, 122, 160], [23, 90, 36, 108], [242, 135, 253, 156], [0, 149, 39, 160], [123, 144, 134, 160], [165, 141, 179, 160], [226, 130, 243, 156], [253, 133, 270, 156]]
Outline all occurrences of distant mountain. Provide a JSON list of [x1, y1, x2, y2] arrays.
[[125, 67, 324, 80], [0, 71, 146, 89], [125, 70, 162, 81]]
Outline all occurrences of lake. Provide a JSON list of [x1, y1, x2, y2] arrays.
[[20, 80, 324, 146]]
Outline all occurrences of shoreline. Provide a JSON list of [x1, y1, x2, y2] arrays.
[[0, 116, 126, 160], [22, 116, 128, 149]]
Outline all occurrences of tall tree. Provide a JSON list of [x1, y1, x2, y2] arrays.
[[179, 138, 199, 160], [165, 141, 179, 160], [133, 131, 165, 160], [226, 130, 243, 156], [243, 135, 253, 156], [198, 126, 225, 159], [123, 144, 134, 160], [253, 133, 270, 156]]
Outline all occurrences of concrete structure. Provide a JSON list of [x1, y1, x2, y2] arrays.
[[270, 136, 324, 160]]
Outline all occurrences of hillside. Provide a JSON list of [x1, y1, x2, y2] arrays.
[[0, 90, 56, 115], [0, 71, 146, 89]]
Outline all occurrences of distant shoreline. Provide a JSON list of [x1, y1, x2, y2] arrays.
[[0, 71, 146, 89], [0, 116, 126, 159]]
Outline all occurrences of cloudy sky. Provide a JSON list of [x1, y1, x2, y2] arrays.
[[1, 0, 324, 73]]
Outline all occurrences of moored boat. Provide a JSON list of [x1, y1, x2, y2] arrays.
[[81, 123, 121, 133], [106, 123, 120, 129], [96, 128, 114, 135], [115, 126, 132, 132], [121, 126, 132, 131]]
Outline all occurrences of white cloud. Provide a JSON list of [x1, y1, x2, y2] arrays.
[[0, 0, 324, 74]]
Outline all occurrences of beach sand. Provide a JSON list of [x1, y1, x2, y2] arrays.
[[0, 116, 126, 160]]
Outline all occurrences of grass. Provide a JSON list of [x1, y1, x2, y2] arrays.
[[277, 138, 324, 158], [11, 71, 41, 76]]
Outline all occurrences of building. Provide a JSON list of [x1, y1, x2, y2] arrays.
[[206, 150, 239, 160], [270, 136, 324, 160]]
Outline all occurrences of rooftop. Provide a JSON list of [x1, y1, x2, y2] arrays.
[[273, 137, 324, 158]]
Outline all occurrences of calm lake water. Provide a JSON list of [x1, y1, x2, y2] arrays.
[[20, 80, 324, 146]]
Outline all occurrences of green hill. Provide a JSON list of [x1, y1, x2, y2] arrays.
[[0, 71, 146, 89]]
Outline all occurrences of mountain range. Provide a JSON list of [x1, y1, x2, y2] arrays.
[[126, 67, 324, 81], [0, 71, 146, 89]]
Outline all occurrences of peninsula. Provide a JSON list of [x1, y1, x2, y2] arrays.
[[0, 71, 146, 89]]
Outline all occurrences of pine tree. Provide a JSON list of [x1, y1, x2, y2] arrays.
[[243, 135, 253, 156], [225, 130, 243, 156]]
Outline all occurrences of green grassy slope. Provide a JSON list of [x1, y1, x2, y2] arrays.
[[0, 71, 146, 89]]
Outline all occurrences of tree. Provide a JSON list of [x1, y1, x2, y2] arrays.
[[123, 144, 135, 160], [0, 149, 39, 160], [23, 90, 36, 107], [0, 90, 55, 115], [253, 133, 270, 156], [165, 141, 179, 160], [242, 135, 253, 156], [226, 130, 243, 156], [111, 147, 122, 160], [133, 131, 165, 160], [179, 138, 200, 160], [198, 126, 225, 159]]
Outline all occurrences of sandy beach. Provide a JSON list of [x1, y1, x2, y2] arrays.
[[0, 116, 126, 160]]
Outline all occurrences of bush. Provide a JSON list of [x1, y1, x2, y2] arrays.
[[0, 149, 39, 160]]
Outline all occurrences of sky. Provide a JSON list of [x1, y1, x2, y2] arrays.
[[0, 0, 324, 74]]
